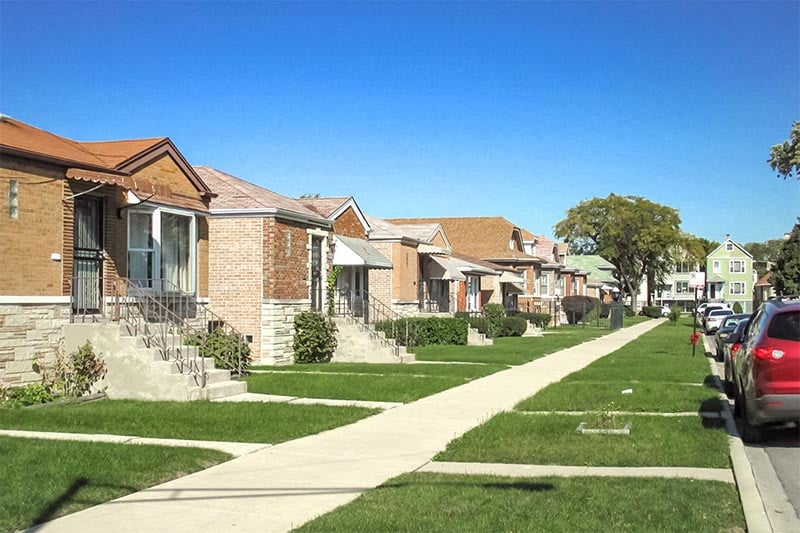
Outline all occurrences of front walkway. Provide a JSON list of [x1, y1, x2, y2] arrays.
[[34, 320, 664, 533]]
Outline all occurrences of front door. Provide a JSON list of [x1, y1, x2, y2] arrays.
[[73, 196, 104, 313]]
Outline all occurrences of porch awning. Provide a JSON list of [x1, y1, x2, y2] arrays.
[[428, 255, 467, 281], [499, 271, 525, 284], [706, 273, 725, 283], [333, 235, 392, 269]]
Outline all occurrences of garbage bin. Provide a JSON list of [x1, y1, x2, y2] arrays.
[[609, 303, 624, 330]]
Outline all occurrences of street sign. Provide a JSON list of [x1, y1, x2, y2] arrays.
[[688, 271, 705, 289]]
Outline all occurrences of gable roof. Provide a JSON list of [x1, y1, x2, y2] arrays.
[[0, 115, 213, 210], [386, 216, 534, 261], [298, 196, 372, 235], [566, 255, 617, 284], [193, 166, 328, 225], [708, 236, 753, 259]]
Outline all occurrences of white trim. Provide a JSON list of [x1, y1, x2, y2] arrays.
[[329, 197, 372, 237], [210, 207, 331, 227], [0, 296, 71, 304]]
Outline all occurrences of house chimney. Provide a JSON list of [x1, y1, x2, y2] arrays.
[[725, 233, 730, 240]]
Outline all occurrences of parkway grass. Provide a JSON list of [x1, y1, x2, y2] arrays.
[[250, 361, 508, 379], [412, 328, 608, 365], [0, 400, 378, 443], [245, 372, 474, 403], [1, 436, 230, 532], [434, 412, 730, 468], [295, 472, 744, 533]]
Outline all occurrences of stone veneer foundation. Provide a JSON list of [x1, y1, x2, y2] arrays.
[[0, 303, 70, 386], [260, 298, 311, 365]]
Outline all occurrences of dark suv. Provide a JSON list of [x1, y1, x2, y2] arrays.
[[734, 297, 800, 442]]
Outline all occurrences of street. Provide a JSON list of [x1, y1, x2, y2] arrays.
[[705, 334, 800, 532]]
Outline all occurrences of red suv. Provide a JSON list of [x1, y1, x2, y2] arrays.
[[733, 297, 800, 442]]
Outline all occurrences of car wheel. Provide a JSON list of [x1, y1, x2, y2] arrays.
[[740, 400, 764, 443]]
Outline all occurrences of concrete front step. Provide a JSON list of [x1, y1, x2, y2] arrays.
[[333, 319, 413, 363], [194, 380, 248, 400]]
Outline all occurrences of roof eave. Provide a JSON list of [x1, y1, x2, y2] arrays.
[[210, 207, 332, 227]]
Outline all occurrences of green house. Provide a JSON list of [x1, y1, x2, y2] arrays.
[[706, 235, 755, 312]]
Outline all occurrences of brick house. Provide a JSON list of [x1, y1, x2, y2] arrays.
[[0, 116, 215, 386], [193, 166, 334, 365], [297, 196, 393, 314], [387, 216, 535, 313]]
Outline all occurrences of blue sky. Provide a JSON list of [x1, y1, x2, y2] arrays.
[[1, 1, 798, 243]]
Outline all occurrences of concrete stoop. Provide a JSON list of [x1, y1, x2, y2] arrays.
[[63, 323, 247, 401], [332, 317, 415, 363], [467, 327, 494, 345]]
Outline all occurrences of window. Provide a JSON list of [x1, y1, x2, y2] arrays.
[[712, 260, 720, 273], [726, 242, 734, 251], [8, 179, 18, 219], [675, 281, 689, 294], [674, 261, 694, 273], [730, 282, 746, 295], [128, 209, 196, 292], [539, 273, 549, 295], [310, 236, 323, 311], [729, 260, 745, 273]]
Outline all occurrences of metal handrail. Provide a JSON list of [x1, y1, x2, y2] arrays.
[[334, 288, 407, 356]]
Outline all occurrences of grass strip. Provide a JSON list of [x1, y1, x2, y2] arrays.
[[517, 381, 725, 413], [434, 412, 730, 468], [295, 472, 744, 532], [0, 400, 377, 443], [0, 436, 230, 532], [245, 372, 471, 403], [250, 362, 508, 379], [413, 328, 608, 365]]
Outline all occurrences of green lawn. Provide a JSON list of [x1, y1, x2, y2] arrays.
[[0, 400, 377, 443], [517, 381, 724, 413], [434, 412, 730, 468], [412, 328, 608, 365], [250, 361, 508, 379], [1, 436, 230, 532], [295, 472, 744, 532], [245, 372, 476, 403]]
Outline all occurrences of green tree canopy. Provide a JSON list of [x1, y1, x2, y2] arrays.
[[771, 218, 800, 295], [768, 121, 800, 180], [554, 194, 682, 308]]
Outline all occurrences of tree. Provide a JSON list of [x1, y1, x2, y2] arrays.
[[771, 218, 800, 295], [768, 122, 800, 180], [744, 239, 784, 277], [554, 194, 682, 309]]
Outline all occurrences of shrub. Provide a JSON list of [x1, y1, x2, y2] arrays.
[[532, 313, 552, 328], [2, 383, 53, 407], [668, 305, 682, 324], [599, 302, 610, 318], [294, 312, 338, 363], [584, 298, 603, 324], [465, 317, 491, 336], [561, 295, 596, 324], [375, 317, 468, 347], [482, 303, 506, 338], [34, 341, 106, 398], [624, 306, 635, 317], [732, 302, 743, 313], [498, 316, 528, 337], [642, 306, 662, 318], [187, 329, 252, 374]]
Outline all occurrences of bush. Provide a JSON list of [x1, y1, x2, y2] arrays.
[[464, 317, 491, 336], [375, 317, 468, 347], [624, 306, 635, 317], [584, 298, 603, 323], [642, 306, 662, 318], [599, 302, 610, 318], [517, 312, 551, 328], [34, 341, 106, 398], [561, 295, 597, 324], [294, 312, 338, 363], [668, 305, 682, 324], [187, 329, 252, 374], [498, 316, 528, 337], [2, 383, 53, 407], [732, 302, 743, 313], [482, 303, 506, 338]]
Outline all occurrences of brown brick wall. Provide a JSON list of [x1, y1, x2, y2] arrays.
[[332, 207, 366, 238], [208, 217, 263, 355], [1, 160, 65, 296], [264, 219, 326, 300], [130, 154, 198, 196]]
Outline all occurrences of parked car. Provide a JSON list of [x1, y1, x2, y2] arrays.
[[696, 302, 731, 317], [722, 317, 751, 396], [660, 304, 672, 317], [699, 303, 732, 329], [705, 308, 734, 333], [734, 297, 800, 442], [714, 314, 750, 361]]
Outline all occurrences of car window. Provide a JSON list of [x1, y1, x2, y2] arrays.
[[710, 310, 732, 317], [767, 311, 800, 341], [746, 307, 766, 343]]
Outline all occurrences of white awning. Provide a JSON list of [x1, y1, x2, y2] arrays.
[[418, 243, 450, 254], [499, 271, 525, 284], [333, 235, 393, 269], [428, 255, 467, 281], [505, 282, 525, 294]]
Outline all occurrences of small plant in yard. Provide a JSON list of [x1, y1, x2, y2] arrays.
[[326, 265, 342, 317], [294, 311, 338, 363], [187, 329, 252, 374], [668, 305, 682, 324], [29, 341, 106, 401], [2, 383, 54, 407], [591, 401, 619, 429]]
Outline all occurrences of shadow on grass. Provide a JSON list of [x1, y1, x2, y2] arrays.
[[379, 480, 556, 493]]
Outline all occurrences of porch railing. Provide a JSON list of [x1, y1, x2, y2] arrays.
[[334, 289, 406, 356]]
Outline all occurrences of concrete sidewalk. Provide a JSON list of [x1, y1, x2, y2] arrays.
[[32, 320, 664, 533]]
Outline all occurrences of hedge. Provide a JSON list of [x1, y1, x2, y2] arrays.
[[561, 295, 597, 324], [499, 316, 528, 337], [642, 306, 662, 318], [374, 317, 468, 347]]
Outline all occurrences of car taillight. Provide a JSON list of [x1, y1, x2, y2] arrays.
[[753, 346, 785, 361], [731, 343, 741, 359]]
